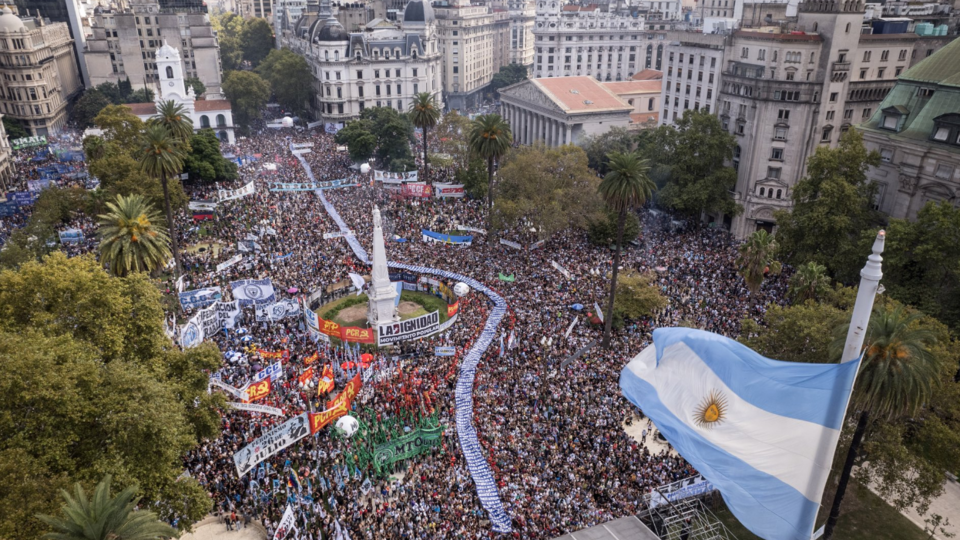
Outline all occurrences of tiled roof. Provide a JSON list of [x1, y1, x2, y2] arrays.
[[629, 112, 659, 125], [532, 77, 632, 114], [602, 80, 662, 95], [899, 37, 960, 88], [631, 69, 663, 81], [195, 99, 233, 112]]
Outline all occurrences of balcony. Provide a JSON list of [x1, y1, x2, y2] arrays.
[[831, 61, 850, 82]]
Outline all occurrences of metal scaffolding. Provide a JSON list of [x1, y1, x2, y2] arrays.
[[643, 496, 741, 540]]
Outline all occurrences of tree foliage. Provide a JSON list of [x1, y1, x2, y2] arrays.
[[788, 261, 832, 304], [494, 144, 603, 239], [211, 12, 245, 71], [257, 49, 315, 116], [579, 127, 635, 175], [183, 128, 238, 183], [613, 270, 667, 320], [587, 210, 640, 247], [0, 253, 221, 539], [882, 201, 960, 331], [335, 107, 414, 170], [93, 105, 145, 155], [75, 90, 112, 127], [489, 63, 528, 95], [240, 18, 274, 67], [3, 116, 27, 140], [185, 76, 206, 98], [736, 229, 782, 298], [740, 295, 960, 517], [774, 129, 882, 283], [223, 70, 271, 129], [98, 194, 172, 277], [648, 109, 740, 218], [435, 111, 474, 168]]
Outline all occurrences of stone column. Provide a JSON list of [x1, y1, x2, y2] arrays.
[[566, 125, 573, 146]]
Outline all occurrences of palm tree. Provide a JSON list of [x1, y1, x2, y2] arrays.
[[468, 114, 512, 233], [98, 194, 172, 276], [139, 124, 185, 277], [736, 229, 782, 304], [150, 100, 194, 144], [788, 261, 831, 303], [37, 475, 177, 540], [823, 305, 941, 539], [408, 93, 440, 184], [597, 151, 656, 348]]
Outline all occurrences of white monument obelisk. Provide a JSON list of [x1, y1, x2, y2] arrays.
[[367, 206, 399, 327]]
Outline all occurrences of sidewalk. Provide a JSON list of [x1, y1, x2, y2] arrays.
[[867, 475, 960, 540], [180, 515, 267, 540]]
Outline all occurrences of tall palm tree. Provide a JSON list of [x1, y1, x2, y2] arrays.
[[597, 151, 656, 348], [823, 305, 941, 539], [468, 114, 512, 233], [37, 475, 177, 540], [150, 100, 194, 144], [736, 229, 782, 304], [98, 194, 172, 277], [139, 124, 185, 277], [408, 92, 440, 184], [788, 261, 831, 303]]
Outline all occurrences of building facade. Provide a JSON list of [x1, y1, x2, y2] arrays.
[[532, 0, 681, 82], [85, 0, 225, 98], [659, 32, 724, 124], [603, 79, 661, 126], [0, 114, 15, 190], [500, 76, 632, 145], [0, 8, 82, 136], [434, 0, 511, 109], [279, 0, 443, 123], [126, 43, 236, 142], [508, 0, 536, 67], [857, 37, 960, 220]]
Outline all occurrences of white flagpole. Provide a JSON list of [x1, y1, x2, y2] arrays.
[[841, 230, 885, 363]]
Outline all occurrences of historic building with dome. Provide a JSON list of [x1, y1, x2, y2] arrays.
[[0, 7, 82, 136], [126, 42, 236, 143], [279, 0, 443, 125]]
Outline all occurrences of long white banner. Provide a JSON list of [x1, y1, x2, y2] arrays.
[[216, 254, 243, 273], [273, 505, 296, 540], [377, 310, 440, 346], [434, 183, 465, 198], [181, 301, 241, 348], [499, 239, 521, 250], [552, 260, 573, 280], [210, 378, 247, 400], [218, 181, 256, 202], [228, 402, 285, 416], [233, 413, 311, 477]]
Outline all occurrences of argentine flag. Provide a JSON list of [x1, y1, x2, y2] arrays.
[[620, 328, 860, 540]]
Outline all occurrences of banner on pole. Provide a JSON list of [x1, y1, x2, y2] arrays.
[[180, 301, 241, 348], [231, 279, 277, 306], [499, 239, 521, 250], [433, 183, 465, 198], [232, 413, 310, 477], [435, 346, 456, 356], [217, 254, 243, 273], [309, 374, 361, 433]]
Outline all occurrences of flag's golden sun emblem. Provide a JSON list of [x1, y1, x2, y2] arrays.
[[694, 390, 728, 429]]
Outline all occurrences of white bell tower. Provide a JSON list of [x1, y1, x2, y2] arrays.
[[155, 41, 194, 103]]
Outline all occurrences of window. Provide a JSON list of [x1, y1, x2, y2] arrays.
[[844, 109, 853, 120], [821, 126, 833, 142], [200, 115, 210, 128], [166, 66, 173, 78], [741, 47, 748, 58], [774, 127, 787, 140], [933, 127, 950, 141], [862, 108, 871, 119], [216, 114, 226, 127], [881, 50, 889, 61], [826, 111, 835, 120], [767, 167, 781, 179], [733, 145, 740, 170], [935, 164, 954, 179], [877, 68, 885, 79], [771, 148, 783, 160], [778, 109, 790, 121], [880, 148, 893, 162], [736, 121, 745, 135], [357, 70, 363, 79], [358, 86, 364, 98], [829, 92, 838, 102], [895, 67, 903, 77], [863, 51, 871, 62], [860, 69, 867, 79], [412, 68, 418, 77]]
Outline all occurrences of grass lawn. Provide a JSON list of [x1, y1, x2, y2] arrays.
[[316, 290, 451, 328], [714, 483, 928, 540]]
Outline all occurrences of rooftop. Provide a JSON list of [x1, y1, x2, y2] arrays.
[[603, 80, 662, 95], [631, 69, 664, 81], [899, 37, 960, 87], [532, 76, 633, 114]]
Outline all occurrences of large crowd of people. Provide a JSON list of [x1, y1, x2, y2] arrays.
[[2, 123, 789, 539]]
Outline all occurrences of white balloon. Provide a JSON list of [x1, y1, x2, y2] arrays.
[[453, 282, 470, 297], [281, 116, 294, 128], [336, 415, 359, 438], [360, 163, 371, 174]]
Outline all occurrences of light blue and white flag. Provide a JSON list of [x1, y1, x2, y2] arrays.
[[620, 328, 860, 540]]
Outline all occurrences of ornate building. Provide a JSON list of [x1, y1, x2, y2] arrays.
[[126, 43, 235, 142], [434, 0, 511, 109], [508, 0, 536, 67], [85, 0, 225, 98], [280, 0, 443, 124], [858, 38, 960, 220], [0, 7, 82, 136]]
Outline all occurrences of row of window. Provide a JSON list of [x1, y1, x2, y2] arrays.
[[740, 47, 815, 65], [3, 86, 47, 101], [324, 83, 421, 98], [323, 68, 421, 81]]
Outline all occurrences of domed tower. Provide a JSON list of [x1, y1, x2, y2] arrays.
[[313, 0, 349, 52], [402, 0, 437, 41]]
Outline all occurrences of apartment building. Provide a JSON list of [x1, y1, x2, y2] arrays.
[[85, 0, 225, 98], [0, 8, 82, 136], [659, 32, 724, 123], [508, 0, 536, 67], [434, 0, 511, 109]]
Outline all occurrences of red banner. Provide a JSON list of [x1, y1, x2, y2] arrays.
[[297, 367, 315, 386], [317, 365, 335, 396], [319, 318, 341, 338], [259, 349, 290, 360], [402, 183, 433, 198], [304, 352, 319, 365], [340, 326, 375, 344], [243, 379, 271, 402], [447, 301, 459, 317], [309, 374, 362, 433]]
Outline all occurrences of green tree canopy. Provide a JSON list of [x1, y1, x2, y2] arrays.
[[257, 48, 315, 116], [211, 12, 245, 71], [613, 269, 667, 320], [587, 209, 640, 247], [3, 116, 27, 141], [494, 144, 604, 239], [489, 63, 527, 95], [336, 107, 415, 169], [74, 90, 111, 127], [579, 126, 635, 175], [788, 261, 832, 304], [185, 76, 206, 98], [0, 254, 222, 539], [183, 128, 239, 183], [98, 194, 172, 277], [882, 200, 960, 331], [435, 111, 474, 168], [93, 105, 145, 155], [651, 109, 740, 218], [223, 70, 271, 129], [774, 129, 882, 282], [409, 92, 440, 183], [736, 229, 782, 298], [469, 114, 513, 232], [240, 18, 274, 66]]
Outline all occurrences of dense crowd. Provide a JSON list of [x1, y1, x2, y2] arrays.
[[2, 124, 788, 539]]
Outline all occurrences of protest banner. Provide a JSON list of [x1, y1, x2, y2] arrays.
[[210, 378, 247, 400], [433, 183, 465, 198], [499, 239, 521, 250], [373, 425, 443, 472], [58, 229, 84, 245], [273, 505, 296, 540], [308, 374, 361, 433], [179, 287, 221, 310], [233, 413, 311, 477], [402, 183, 432, 198], [421, 229, 472, 246], [242, 379, 272, 402], [340, 326, 375, 344], [180, 301, 240, 348], [377, 311, 440, 346], [252, 361, 283, 383], [231, 278, 277, 306], [218, 181, 256, 202], [435, 346, 456, 357], [228, 402, 284, 416], [216, 254, 243, 273]]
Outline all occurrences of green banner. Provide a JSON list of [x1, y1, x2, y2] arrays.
[[498, 273, 515, 282], [12, 135, 47, 150], [373, 426, 443, 471]]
